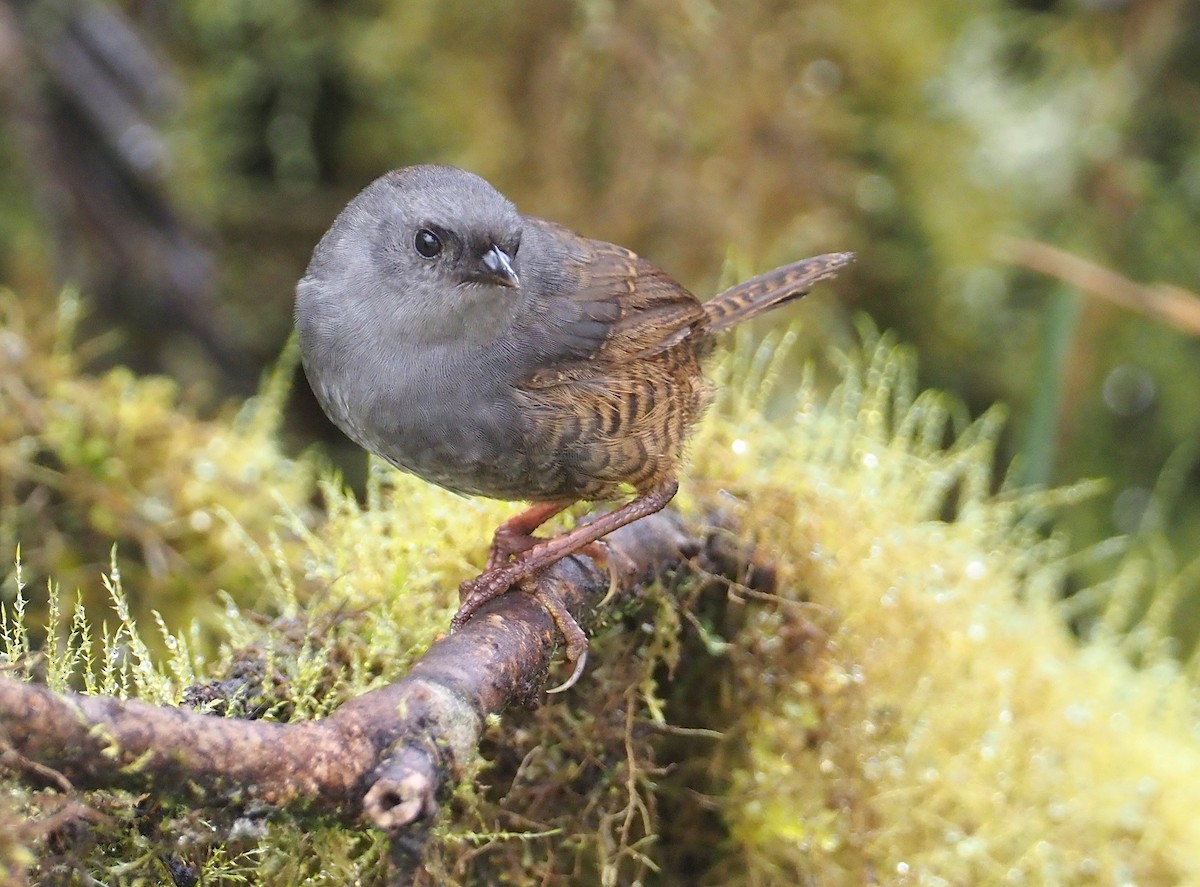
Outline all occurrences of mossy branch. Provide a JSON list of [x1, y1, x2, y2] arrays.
[[0, 509, 713, 873]]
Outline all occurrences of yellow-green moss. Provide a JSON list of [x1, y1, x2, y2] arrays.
[[687, 328, 1200, 885], [0, 291, 313, 634], [3, 316, 1200, 885]]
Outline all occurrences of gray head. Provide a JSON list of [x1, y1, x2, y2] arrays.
[[296, 165, 526, 350], [296, 165, 538, 458], [363, 164, 523, 291]]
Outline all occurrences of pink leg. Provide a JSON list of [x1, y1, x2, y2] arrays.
[[485, 500, 573, 572], [453, 479, 679, 633]]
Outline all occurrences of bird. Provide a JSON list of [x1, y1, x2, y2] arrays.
[[295, 164, 852, 691]]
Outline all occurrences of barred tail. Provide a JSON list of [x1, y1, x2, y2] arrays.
[[702, 251, 854, 334]]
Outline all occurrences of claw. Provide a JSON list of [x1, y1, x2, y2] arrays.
[[453, 565, 518, 629], [580, 540, 638, 611], [546, 646, 588, 695], [529, 577, 590, 694]]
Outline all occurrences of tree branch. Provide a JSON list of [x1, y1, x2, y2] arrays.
[[0, 509, 714, 865]]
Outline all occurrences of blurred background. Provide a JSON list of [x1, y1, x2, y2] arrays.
[[0, 0, 1197, 630]]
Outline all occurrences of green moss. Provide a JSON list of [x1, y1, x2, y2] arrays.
[[3, 317, 1199, 884], [0, 291, 313, 637], [686, 328, 1200, 884]]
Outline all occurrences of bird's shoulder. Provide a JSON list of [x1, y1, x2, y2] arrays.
[[516, 219, 707, 384]]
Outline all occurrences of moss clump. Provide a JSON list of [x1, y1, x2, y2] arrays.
[[683, 328, 1200, 884], [0, 292, 313, 634], [3, 317, 1200, 884]]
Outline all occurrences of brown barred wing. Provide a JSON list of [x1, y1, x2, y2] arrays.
[[514, 232, 713, 500]]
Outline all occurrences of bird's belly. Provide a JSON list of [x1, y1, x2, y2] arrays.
[[374, 400, 661, 503], [360, 393, 541, 500]]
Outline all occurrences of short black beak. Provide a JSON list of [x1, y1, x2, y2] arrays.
[[476, 245, 520, 289]]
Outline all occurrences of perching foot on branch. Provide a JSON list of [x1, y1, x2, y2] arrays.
[[0, 506, 781, 883], [453, 482, 679, 629]]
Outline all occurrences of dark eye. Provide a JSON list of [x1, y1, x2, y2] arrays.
[[414, 228, 442, 258]]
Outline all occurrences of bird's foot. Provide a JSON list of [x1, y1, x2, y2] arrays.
[[528, 576, 589, 694], [453, 562, 528, 629], [483, 501, 573, 572], [454, 535, 638, 631], [451, 480, 680, 689], [578, 540, 639, 610], [484, 530, 538, 573], [452, 569, 589, 692]]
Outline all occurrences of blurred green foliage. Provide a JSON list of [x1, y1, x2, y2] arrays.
[[2, 0, 1196, 579], [2, 2, 1200, 877], [0, 292, 313, 634]]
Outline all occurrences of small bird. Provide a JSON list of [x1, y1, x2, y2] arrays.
[[296, 165, 852, 690]]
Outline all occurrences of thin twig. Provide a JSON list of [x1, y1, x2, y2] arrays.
[[999, 236, 1200, 338]]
